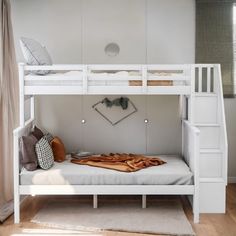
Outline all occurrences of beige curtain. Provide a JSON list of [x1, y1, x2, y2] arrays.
[[196, 0, 234, 97], [0, 0, 18, 214]]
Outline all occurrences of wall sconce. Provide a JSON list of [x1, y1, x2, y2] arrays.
[[105, 43, 120, 57]]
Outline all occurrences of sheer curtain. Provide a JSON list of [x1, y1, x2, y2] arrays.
[[0, 0, 18, 222], [196, 0, 234, 97]]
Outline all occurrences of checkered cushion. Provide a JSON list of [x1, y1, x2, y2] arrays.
[[35, 136, 54, 170]]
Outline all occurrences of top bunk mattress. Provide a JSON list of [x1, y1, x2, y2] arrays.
[[20, 155, 193, 185], [24, 71, 185, 86]]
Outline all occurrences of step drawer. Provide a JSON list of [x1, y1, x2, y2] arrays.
[[199, 182, 226, 213], [199, 126, 220, 149], [200, 152, 222, 178], [194, 96, 218, 124]]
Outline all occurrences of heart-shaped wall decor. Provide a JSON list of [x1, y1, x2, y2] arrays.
[[92, 97, 137, 126]]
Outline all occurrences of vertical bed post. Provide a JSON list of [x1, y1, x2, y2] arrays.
[[14, 63, 25, 223], [13, 129, 20, 223], [189, 65, 195, 125], [93, 195, 98, 208], [193, 128, 200, 223], [83, 65, 88, 94], [30, 96, 35, 120], [142, 65, 147, 93], [19, 63, 25, 127], [142, 195, 147, 208]]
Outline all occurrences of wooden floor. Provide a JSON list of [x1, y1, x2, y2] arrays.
[[1, 184, 236, 236]]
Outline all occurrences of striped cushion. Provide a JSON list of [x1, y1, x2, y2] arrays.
[[20, 37, 52, 75], [35, 136, 54, 170]]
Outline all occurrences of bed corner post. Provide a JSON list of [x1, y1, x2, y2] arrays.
[[18, 62, 25, 127], [189, 64, 195, 125], [142, 195, 147, 208], [13, 129, 20, 224], [93, 195, 98, 208], [14, 62, 25, 223], [193, 128, 200, 224]]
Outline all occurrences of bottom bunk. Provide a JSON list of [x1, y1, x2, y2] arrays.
[[13, 118, 200, 224], [20, 155, 193, 185]]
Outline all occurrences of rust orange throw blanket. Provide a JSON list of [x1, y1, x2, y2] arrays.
[[71, 153, 166, 172]]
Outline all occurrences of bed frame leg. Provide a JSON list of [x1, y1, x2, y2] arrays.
[[13, 130, 20, 224], [142, 195, 146, 208], [93, 195, 98, 209], [193, 214, 199, 224], [14, 193, 20, 224], [193, 194, 199, 223]]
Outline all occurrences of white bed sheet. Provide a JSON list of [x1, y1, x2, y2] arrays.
[[20, 155, 193, 185]]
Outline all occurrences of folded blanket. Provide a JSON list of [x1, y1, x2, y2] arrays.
[[71, 153, 166, 172]]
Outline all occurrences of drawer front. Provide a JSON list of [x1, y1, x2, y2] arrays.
[[200, 153, 222, 178], [195, 97, 218, 124], [199, 182, 226, 213], [199, 127, 220, 149]]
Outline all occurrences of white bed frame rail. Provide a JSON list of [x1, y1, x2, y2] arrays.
[[20, 63, 191, 96], [13, 118, 200, 224]]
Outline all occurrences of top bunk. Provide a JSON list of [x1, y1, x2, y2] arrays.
[[19, 63, 219, 96]]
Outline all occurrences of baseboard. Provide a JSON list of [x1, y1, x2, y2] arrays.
[[228, 176, 236, 183]]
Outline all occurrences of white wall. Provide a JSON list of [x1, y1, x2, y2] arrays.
[[147, 0, 195, 63], [11, 0, 195, 64], [10, 0, 195, 155]]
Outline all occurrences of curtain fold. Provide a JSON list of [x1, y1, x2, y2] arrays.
[[196, 0, 234, 97], [0, 0, 18, 219]]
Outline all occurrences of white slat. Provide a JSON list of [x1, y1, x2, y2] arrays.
[[207, 67, 211, 93], [198, 67, 202, 93]]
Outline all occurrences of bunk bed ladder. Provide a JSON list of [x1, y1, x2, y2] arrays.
[[189, 64, 228, 213]]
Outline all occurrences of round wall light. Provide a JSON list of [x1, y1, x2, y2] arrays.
[[105, 43, 120, 57]]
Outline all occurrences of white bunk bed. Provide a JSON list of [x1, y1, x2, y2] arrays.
[[14, 63, 228, 225]]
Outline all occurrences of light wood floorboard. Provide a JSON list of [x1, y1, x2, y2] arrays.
[[1, 184, 236, 236]]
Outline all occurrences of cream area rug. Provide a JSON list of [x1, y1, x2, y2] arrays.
[[32, 200, 195, 236]]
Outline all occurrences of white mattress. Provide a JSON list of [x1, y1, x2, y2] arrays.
[[20, 155, 193, 185]]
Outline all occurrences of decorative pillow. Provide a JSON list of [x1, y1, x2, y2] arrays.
[[35, 136, 54, 170], [20, 135, 38, 171], [20, 37, 52, 75], [51, 137, 66, 162], [45, 133, 54, 143], [31, 125, 44, 141]]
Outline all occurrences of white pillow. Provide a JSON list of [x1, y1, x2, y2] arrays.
[[20, 37, 52, 75]]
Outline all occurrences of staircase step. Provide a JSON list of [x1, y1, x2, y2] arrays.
[[194, 93, 217, 97], [195, 123, 220, 127], [200, 148, 222, 154], [200, 177, 225, 183]]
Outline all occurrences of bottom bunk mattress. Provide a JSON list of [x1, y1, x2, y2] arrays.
[[20, 155, 193, 185]]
